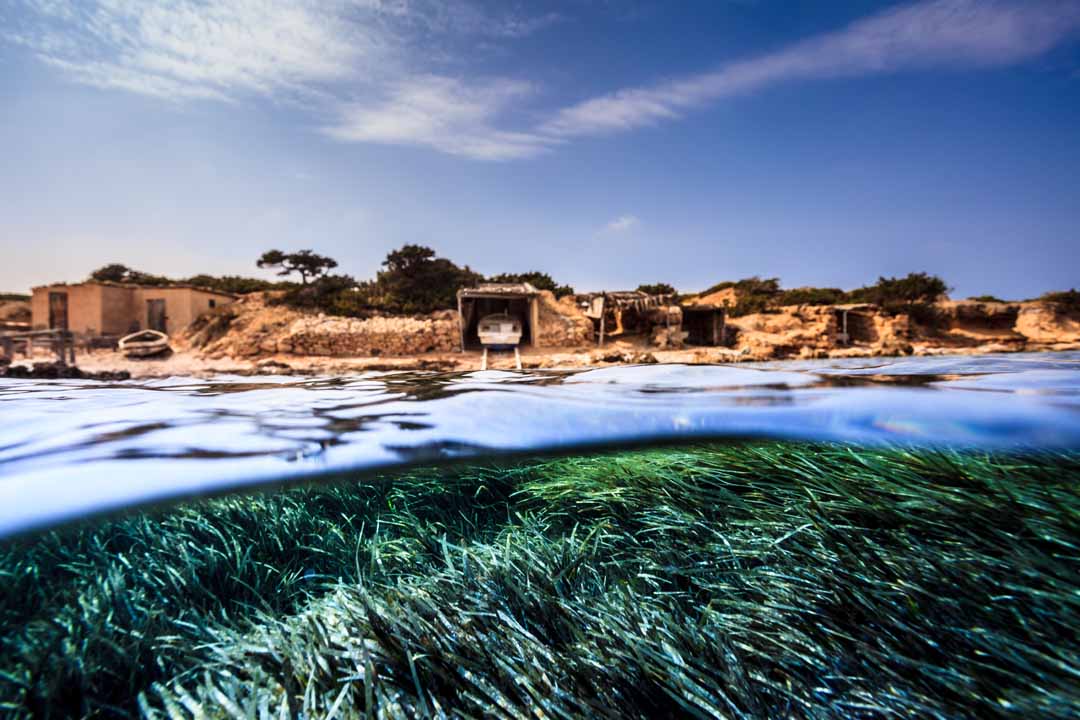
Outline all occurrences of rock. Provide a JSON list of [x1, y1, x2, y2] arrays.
[[2, 362, 130, 381], [1015, 304, 1080, 344]]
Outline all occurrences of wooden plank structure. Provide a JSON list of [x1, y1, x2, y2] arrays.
[[578, 291, 675, 346], [1, 329, 76, 365]]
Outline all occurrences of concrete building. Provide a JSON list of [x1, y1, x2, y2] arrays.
[[31, 281, 237, 337]]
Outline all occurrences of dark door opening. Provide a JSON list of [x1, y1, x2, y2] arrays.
[[461, 297, 533, 350], [147, 299, 167, 333], [48, 292, 68, 330]]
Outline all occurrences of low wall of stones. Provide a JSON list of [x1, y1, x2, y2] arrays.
[[273, 310, 461, 357]]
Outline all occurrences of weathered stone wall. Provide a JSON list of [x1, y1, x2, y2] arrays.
[[275, 311, 460, 356], [536, 291, 593, 347]]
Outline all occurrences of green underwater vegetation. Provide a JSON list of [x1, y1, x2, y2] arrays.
[[1, 443, 1078, 718]]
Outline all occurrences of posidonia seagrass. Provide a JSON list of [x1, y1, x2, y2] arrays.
[[2, 443, 1078, 718]]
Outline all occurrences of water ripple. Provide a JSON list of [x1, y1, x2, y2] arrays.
[[1, 352, 1078, 537]]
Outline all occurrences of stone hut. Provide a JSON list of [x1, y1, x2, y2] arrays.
[[31, 281, 238, 338]]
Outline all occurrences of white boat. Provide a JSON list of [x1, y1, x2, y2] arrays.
[[477, 313, 522, 348], [477, 313, 523, 370], [118, 330, 170, 358]]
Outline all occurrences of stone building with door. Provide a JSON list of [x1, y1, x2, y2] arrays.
[[30, 281, 237, 338]]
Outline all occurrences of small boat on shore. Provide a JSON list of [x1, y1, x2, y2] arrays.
[[478, 313, 523, 349], [118, 330, 170, 358], [477, 313, 523, 370]]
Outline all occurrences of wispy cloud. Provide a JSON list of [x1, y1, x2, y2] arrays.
[[5, 0, 384, 102], [323, 75, 555, 160], [602, 215, 641, 233], [542, 0, 1080, 138], [6, 0, 1080, 159]]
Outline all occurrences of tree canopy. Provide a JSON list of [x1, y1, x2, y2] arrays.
[[489, 272, 574, 298], [636, 283, 676, 296], [374, 245, 482, 314], [257, 250, 338, 285]]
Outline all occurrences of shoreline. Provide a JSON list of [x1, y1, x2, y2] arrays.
[[6, 339, 1078, 380]]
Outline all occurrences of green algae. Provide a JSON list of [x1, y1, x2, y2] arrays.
[[2, 443, 1078, 718]]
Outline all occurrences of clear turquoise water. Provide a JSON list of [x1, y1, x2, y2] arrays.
[[1, 352, 1078, 537]]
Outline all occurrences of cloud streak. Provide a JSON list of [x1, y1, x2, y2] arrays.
[[6, 0, 1080, 159], [542, 0, 1080, 138], [323, 75, 556, 160], [602, 215, 641, 233]]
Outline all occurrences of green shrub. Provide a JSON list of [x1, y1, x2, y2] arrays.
[[183, 274, 293, 294], [847, 272, 949, 307], [489, 271, 575, 298], [774, 286, 846, 306], [969, 295, 1006, 303], [273, 275, 373, 318], [374, 245, 482, 315], [636, 283, 676, 296], [0, 293, 29, 302], [1040, 289, 1080, 312]]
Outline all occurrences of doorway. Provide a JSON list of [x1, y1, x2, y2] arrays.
[[146, 299, 167, 333], [48, 292, 69, 330]]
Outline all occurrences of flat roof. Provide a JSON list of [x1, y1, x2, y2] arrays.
[[458, 282, 539, 298], [31, 280, 239, 299]]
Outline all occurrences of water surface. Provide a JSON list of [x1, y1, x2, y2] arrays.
[[1, 352, 1078, 537]]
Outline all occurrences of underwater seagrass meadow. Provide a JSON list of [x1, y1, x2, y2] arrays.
[[1, 443, 1078, 719]]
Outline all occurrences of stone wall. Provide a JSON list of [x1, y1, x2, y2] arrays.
[[536, 291, 594, 347], [274, 311, 460, 356]]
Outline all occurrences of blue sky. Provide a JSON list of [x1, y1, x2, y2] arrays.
[[1, 0, 1078, 299]]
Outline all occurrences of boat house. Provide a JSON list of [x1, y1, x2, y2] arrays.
[[457, 283, 541, 349], [30, 281, 237, 338]]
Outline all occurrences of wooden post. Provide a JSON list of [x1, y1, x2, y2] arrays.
[[598, 294, 606, 347], [457, 293, 466, 353], [530, 297, 540, 348]]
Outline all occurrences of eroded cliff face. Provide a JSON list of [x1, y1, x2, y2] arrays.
[[725, 300, 1079, 360], [183, 293, 460, 358], [178, 292, 1079, 364], [181, 290, 595, 360]]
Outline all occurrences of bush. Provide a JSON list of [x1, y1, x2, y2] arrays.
[[700, 276, 780, 299], [1040, 289, 1080, 313], [489, 272, 575, 298], [636, 283, 676, 296], [0, 293, 29, 302], [88, 264, 172, 286], [969, 295, 1006, 303], [183, 274, 293, 295], [375, 245, 482, 315], [274, 275, 373, 318], [847, 272, 949, 307], [774, 287, 846, 306]]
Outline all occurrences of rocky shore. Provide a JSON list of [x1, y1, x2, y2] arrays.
[[4, 292, 1078, 380]]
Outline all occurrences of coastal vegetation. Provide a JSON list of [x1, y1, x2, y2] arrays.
[[635, 282, 676, 296], [1040, 289, 1080, 312], [1, 443, 1077, 718]]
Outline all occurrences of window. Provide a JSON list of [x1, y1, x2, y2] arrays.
[[209, 299, 216, 308]]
